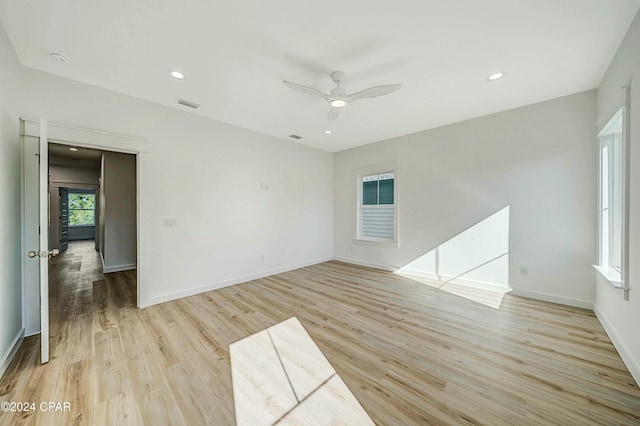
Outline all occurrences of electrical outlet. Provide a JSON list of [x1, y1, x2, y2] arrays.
[[260, 255, 265, 262], [163, 218, 178, 227], [520, 266, 528, 276]]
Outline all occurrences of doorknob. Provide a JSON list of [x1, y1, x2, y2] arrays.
[[27, 249, 60, 259]]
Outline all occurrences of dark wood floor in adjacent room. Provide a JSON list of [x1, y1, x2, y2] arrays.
[[1, 240, 639, 425]]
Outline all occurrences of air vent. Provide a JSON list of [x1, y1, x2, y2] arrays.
[[289, 134, 303, 140], [177, 98, 200, 109]]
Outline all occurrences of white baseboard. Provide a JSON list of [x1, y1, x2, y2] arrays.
[[335, 257, 511, 291], [594, 305, 640, 387], [103, 263, 137, 273], [335, 257, 592, 308], [333, 256, 398, 272], [143, 256, 333, 307], [1, 328, 25, 380], [509, 289, 593, 310], [398, 267, 510, 292]]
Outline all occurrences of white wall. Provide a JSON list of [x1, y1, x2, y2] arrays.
[[334, 91, 597, 308], [0, 25, 23, 377], [101, 151, 136, 272], [595, 11, 640, 385], [20, 67, 333, 307]]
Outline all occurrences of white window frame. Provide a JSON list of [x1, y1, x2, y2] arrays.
[[354, 163, 399, 247], [593, 90, 630, 297]]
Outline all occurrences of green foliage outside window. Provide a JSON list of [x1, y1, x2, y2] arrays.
[[69, 193, 95, 226]]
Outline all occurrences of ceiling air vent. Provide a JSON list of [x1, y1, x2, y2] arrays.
[[289, 134, 303, 140], [177, 98, 200, 109]]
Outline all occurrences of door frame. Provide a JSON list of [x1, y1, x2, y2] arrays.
[[20, 118, 150, 343]]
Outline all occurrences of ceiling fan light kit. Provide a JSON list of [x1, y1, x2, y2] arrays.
[[283, 70, 401, 120]]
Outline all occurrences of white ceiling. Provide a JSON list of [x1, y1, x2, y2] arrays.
[[49, 142, 102, 164], [1, 1, 638, 152]]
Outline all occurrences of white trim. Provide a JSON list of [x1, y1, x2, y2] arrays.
[[352, 238, 399, 248], [136, 153, 143, 308], [20, 131, 27, 336], [593, 265, 624, 288], [355, 161, 399, 245], [509, 289, 593, 310], [98, 253, 136, 274], [594, 305, 640, 387], [39, 120, 49, 364], [399, 267, 511, 291], [595, 102, 630, 299], [393, 267, 438, 279], [0, 328, 25, 380], [333, 256, 399, 272], [142, 257, 333, 307], [21, 117, 149, 152], [51, 182, 99, 190], [334, 257, 591, 308], [103, 263, 137, 274], [596, 86, 630, 134]]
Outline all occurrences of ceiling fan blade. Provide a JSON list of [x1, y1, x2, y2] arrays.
[[327, 107, 341, 121], [347, 83, 401, 102], [283, 81, 330, 101]]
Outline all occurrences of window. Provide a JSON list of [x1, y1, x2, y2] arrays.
[[69, 192, 96, 226], [357, 171, 397, 243], [596, 106, 628, 290]]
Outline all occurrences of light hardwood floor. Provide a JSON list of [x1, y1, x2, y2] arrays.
[[1, 241, 639, 425]]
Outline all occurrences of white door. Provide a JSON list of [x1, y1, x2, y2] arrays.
[[24, 119, 57, 364]]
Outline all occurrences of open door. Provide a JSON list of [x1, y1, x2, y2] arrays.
[[24, 119, 58, 364]]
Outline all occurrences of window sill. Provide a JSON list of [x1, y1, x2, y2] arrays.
[[593, 265, 625, 289], [353, 238, 399, 248]]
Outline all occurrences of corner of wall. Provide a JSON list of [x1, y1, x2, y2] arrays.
[[594, 303, 640, 386], [0, 328, 24, 380], [509, 289, 593, 310]]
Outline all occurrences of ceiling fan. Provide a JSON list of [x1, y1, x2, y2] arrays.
[[283, 71, 401, 120]]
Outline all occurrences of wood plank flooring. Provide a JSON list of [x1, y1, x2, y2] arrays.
[[1, 240, 639, 425]]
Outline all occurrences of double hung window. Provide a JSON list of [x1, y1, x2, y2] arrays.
[[357, 170, 397, 243], [596, 103, 629, 292]]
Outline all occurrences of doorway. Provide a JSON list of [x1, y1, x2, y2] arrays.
[[47, 143, 137, 359], [21, 118, 146, 364]]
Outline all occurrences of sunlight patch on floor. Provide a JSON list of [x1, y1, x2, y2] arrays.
[[230, 317, 373, 426], [396, 206, 511, 309], [396, 271, 511, 309]]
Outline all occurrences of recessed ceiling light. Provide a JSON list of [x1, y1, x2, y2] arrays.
[[330, 99, 347, 108], [324, 130, 332, 135], [50, 52, 71, 63], [170, 71, 185, 80], [69, 147, 78, 152], [487, 71, 505, 81]]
